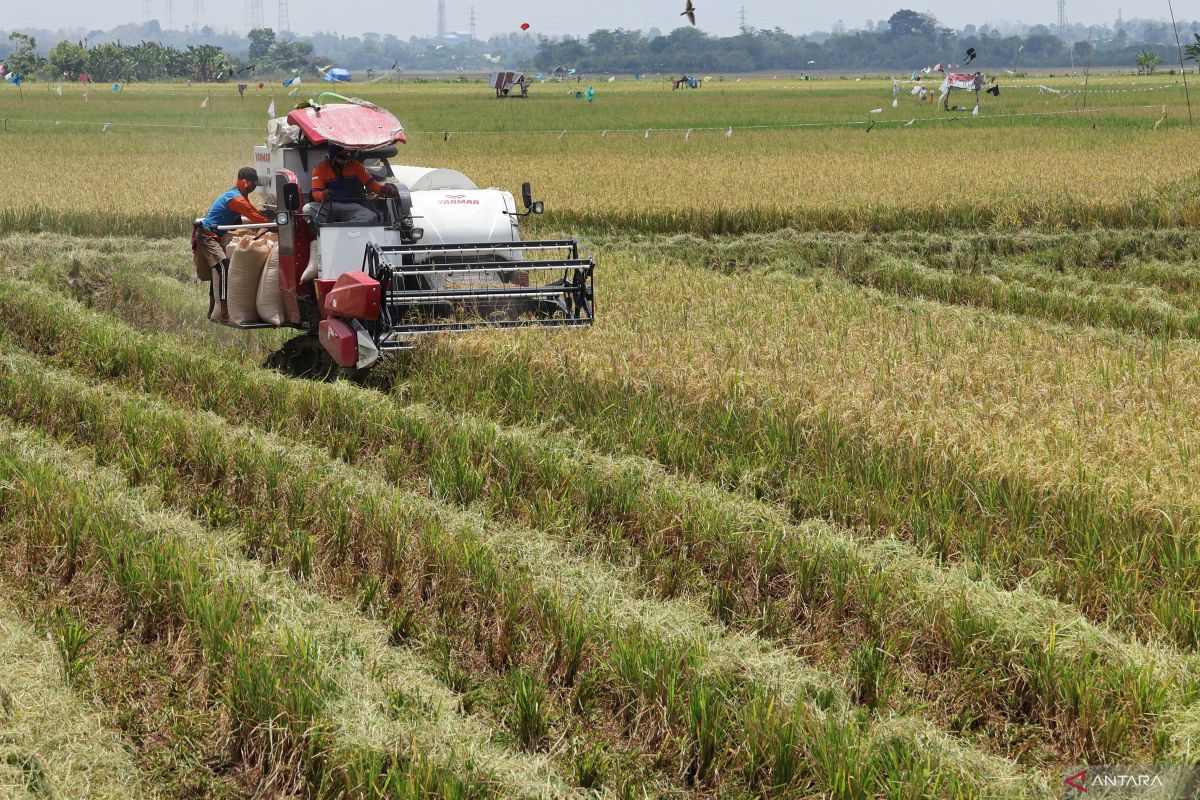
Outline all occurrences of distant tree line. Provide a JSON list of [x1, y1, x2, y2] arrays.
[[533, 10, 1192, 74], [3, 32, 272, 83], [3, 8, 1198, 82], [0, 19, 542, 80]]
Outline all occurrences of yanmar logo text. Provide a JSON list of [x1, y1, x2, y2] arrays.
[[438, 193, 479, 205]]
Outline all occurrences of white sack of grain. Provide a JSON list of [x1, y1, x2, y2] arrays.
[[223, 235, 272, 324], [300, 238, 320, 283], [256, 243, 285, 325]]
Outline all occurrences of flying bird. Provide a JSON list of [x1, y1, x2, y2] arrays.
[[681, 0, 695, 25]]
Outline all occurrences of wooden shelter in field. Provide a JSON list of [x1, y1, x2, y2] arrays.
[[489, 71, 530, 98]]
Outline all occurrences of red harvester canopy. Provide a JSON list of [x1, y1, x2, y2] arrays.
[[287, 102, 407, 148]]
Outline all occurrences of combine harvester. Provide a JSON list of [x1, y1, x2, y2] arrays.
[[219, 94, 594, 376]]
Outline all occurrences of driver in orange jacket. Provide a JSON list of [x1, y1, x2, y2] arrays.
[[305, 144, 398, 224]]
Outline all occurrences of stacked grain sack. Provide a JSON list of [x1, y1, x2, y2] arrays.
[[260, 238, 318, 323], [211, 234, 274, 324], [257, 241, 285, 325]]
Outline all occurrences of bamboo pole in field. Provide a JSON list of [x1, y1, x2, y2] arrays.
[[1168, 0, 1194, 126], [1082, 33, 1093, 110]]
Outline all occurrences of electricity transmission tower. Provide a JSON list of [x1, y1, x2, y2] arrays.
[[193, 0, 203, 31], [437, 0, 446, 40], [247, 0, 264, 31], [469, 6, 476, 44], [145, 0, 154, 22], [278, 0, 290, 32], [1057, 0, 1068, 39], [739, 6, 747, 34]]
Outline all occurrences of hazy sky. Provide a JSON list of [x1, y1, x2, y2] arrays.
[[6, 0, 1147, 41]]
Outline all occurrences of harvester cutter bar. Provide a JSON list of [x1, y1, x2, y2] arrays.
[[379, 317, 592, 340]]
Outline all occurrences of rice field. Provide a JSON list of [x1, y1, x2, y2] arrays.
[[2, 76, 1197, 236], [1, 77, 1200, 798]]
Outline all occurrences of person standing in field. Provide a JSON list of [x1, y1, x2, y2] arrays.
[[305, 144, 398, 224], [193, 167, 269, 321]]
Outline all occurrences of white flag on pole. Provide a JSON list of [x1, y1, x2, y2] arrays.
[[267, 98, 275, 117]]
